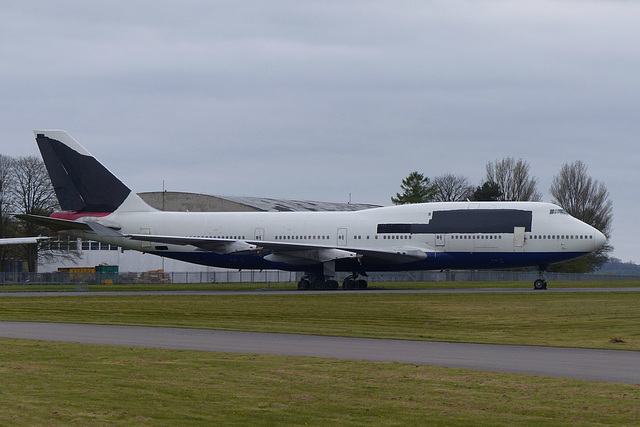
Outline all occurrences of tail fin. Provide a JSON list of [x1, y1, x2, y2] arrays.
[[34, 130, 154, 213]]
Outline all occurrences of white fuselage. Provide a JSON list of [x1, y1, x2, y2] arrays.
[[64, 200, 606, 273]]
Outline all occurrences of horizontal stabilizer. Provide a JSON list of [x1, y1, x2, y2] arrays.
[[16, 214, 92, 232], [0, 236, 50, 246]]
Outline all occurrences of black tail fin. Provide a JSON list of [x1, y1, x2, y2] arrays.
[[34, 130, 152, 213]]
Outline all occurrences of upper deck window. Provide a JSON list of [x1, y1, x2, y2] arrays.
[[550, 209, 568, 215]]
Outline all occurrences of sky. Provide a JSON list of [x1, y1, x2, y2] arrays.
[[1, 1, 638, 263]]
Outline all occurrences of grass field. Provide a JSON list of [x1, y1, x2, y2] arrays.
[[1, 279, 640, 293], [1, 339, 639, 426], [0, 283, 639, 425], [0, 291, 638, 350]]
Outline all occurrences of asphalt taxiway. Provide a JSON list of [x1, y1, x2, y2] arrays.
[[1, 287, 638, 384], [0, 321, 638, 384]]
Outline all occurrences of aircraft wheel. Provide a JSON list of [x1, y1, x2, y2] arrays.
[[311, 279, 324, 290], [356, 279, 368, 289], [298, 279, 310, 290], [533, 279, 546, 290], [325, 280, 339, 290], [343, 278, 356, 290]]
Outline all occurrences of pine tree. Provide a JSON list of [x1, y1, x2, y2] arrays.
[[391, 171, 437, 205]]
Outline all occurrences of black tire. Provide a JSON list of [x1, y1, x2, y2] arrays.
[[325, 280, 339, 290], [533, 279, 546, 290], [356, 279, 368, 289], [298, 279, 310, 290], [343, 278, 355, 290]]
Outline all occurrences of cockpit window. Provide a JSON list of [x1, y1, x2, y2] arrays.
[[549, 209, 567, 215]]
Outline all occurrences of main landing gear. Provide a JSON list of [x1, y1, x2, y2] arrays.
[[297, 274, 339, 290], [342, 272, 368, 290], [297, 272, 368, 290], [534, 266, 548, 290]]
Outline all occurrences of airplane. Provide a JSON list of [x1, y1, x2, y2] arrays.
[[14, 130, 606, 290]]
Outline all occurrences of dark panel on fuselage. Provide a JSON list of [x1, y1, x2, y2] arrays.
[[377, 209, 532, 234]]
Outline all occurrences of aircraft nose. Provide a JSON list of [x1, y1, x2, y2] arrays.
[[594, 230, 607, 250]]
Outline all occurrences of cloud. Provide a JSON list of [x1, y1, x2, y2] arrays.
[[1, 0, 639, 261]]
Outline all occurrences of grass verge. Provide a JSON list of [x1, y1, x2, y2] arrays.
[[1, 338, 638, 426], [1, 279, 639, 293], [0, 291, 638, 350]]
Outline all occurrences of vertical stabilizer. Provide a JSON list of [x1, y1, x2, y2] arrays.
[[34, 130, 154, 213]]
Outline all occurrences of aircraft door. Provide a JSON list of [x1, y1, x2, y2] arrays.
[[513, 227, 525, 248], [139, 227, 152, 250], [435, 234, 445, 247], [337, 228, 347, 246], [254, 228, 265, 241]]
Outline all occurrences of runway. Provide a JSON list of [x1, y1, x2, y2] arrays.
[[1, 321, 638, 384]]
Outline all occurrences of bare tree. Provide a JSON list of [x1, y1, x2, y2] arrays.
[[10, 156, 59, 272], [0, 155, 14, 234], [550, 160, 613, 271], [0, 155, 16, 270], [550, 161, 613, 235], [485, 157, 542, 201], [433, 173, 474, 202]]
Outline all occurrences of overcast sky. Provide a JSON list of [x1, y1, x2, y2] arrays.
[[1, 1, 638, 263]]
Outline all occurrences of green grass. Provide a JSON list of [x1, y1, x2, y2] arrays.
[[1, 292, 638, 350], [2, 279, 639, 293], [1, 338, 638, 426], [1, 286, 639, 425]]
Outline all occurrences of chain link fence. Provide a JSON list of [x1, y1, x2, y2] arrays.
[[1, 269, 638, 292]]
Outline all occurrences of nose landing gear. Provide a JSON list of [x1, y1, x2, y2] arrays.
[[534, 266, 548, 290]]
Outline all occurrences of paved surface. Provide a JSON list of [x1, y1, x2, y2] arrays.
[[1, 321, 638, 384]]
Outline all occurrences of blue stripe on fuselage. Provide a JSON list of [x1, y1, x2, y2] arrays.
[[150, 250, 590, 273]]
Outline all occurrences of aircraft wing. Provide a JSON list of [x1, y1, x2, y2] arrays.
[[247, 240, 427, 264], [127, 234, 427, 265], [253, 240, 427, 265], [347, 246, 428, 264], [126, 234, 260, 255]]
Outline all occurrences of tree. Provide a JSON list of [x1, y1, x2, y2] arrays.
[[0, 154, 16, 271], [549, 160, 613, 271], [10, 156, 58, 272], [391, 171, 437, 205], [485, 157, 541, 201], [433, 173, 474, 202], [471, 181, 502, 201]]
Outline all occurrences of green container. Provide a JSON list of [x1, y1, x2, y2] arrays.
[[95, 265, 119, 284]]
